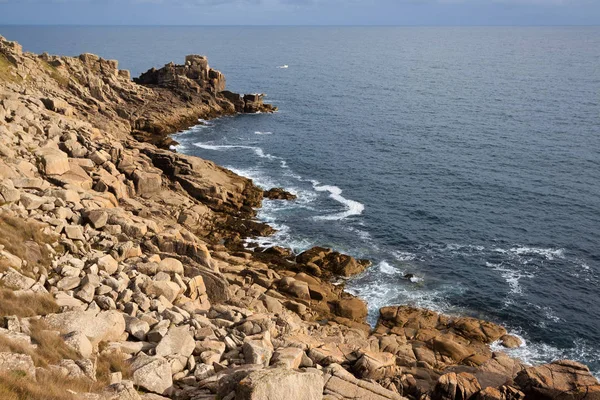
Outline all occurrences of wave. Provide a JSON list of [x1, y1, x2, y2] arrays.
[[193, 142, 281, 161], [507, 246, 566, 261], [254, 131, 273, 135], [492, 335, 600, 379], [312, 183, 365, 221]]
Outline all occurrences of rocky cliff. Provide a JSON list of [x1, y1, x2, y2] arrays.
[[0, 34, 598, 400]]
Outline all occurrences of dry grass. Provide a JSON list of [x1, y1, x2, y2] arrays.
[[42, 61, 69, 88], [0, 369, 93, 400], [0, 320, 80, 368], [96, 342, 132, 384], [0, 54, 22, 84], [0, 289, 59, 318], [0, 213, 58, 278]]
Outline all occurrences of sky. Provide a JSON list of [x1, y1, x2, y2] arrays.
[[0, 0, 598, 26]]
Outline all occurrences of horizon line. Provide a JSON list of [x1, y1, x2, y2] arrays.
[[1, 23, 599, 28]]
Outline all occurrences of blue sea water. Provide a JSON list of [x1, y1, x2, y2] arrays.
[[3, 26, 599, 375]]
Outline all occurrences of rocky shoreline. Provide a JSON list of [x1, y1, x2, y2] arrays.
[[0, 34, 598, 400]]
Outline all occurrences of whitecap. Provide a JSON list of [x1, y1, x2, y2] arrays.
[[193, 142, 281, 161], [277, 65, 289, 69], [312, 183, 365, 221], [378, 261, 402, 275], [393, 250, 417, 262], [254, 131, 273, 135], [507, 246, 565, 260]]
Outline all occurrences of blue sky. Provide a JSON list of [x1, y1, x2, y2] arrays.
[[0, 0, 598, 25]]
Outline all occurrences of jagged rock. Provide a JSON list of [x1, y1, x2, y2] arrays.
[[37, 147, 71, 175], [143, 280, 181, 302], [297, 246, 371, 277], [242, 334, 274, 367], [323, 363, 404, 400], [264, 187, 297, 200], [353, 351, 398, 380], [0, 179, 20, 203], [20, 192, 46, 210], [130, 353, 173, 395], [0, 267, 35, 290], [432, 372, 481, 400], [65, 225, 85, 241], [97, 254, 119, 275], [514, 360, 600, 400], [236, 368, 323, 400], [271, 347, 304, 369], [63, 331, 93, 358], [125, 316, 150, 341]]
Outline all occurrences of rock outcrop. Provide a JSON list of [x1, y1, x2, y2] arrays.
[[0, 33, 597, 400]]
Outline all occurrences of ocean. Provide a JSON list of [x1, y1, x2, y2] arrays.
[[3, 25, 599, 375]]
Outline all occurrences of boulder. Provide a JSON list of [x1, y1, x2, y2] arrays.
[[242, 334, 274, 367], [236, 368, 323, 400], [97, 254, 119, 275], [297, 247, 370, 277], [0, 267, 35, 290], [157, 258, 184, 275], [271, 347, 304, 369], [63, 331, 93, 358], [264, 188, 297, 201], [323, 363, 404, 400], [514, 360, 600, 400], [335, 298, 368, 322], [353, 351, 398, 380], [155, 326, 195, 358], [0, 352, 35, 376], [130, 354, 173, 395], [38, 147, 70, 175], [144, 280, 181, 302], [432, 372, 481, 400], [41, 310, 126, 345]]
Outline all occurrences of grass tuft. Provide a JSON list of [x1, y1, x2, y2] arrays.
[[0, 54, 21, 84], [0, 289, 59, 318]]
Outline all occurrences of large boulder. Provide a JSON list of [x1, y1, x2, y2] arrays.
[[155, 326, 195, 358], [514, 360, 600, 400], [432, 372, 481, 400], [236, 368, 323, 400], [296, 247, 370, 278], [130, 354, 173, 395], [323, 363, 404, 400], [41, 310, 126, 345]]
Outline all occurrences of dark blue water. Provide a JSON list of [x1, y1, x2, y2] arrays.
[[3, 26, 599, 375]]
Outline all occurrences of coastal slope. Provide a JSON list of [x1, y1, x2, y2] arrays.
[[0, 34, 598, 400]]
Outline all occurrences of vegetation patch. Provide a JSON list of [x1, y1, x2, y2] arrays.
[[0, 213, 60, 278], [42, 61, 69, 88], [0, 289, 59, 318], [0, 54, 22, 83]]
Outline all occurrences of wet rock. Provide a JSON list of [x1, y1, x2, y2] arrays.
[[264, 187, 297, 200]]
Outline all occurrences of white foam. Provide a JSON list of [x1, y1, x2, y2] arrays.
[[393, 250, 417, 262], [378, 261, 402, 275], [277, 65, 289, 69], [312, 183, 365, 221], [254, 131, 273, 135], [193, 142, 280, 161], [507, 246, 565, 260], [486, 262, 533, 296]]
